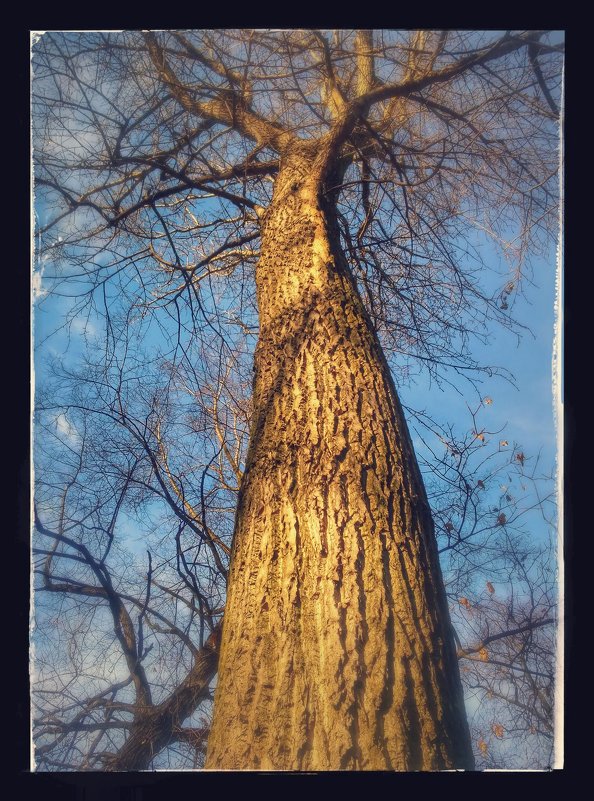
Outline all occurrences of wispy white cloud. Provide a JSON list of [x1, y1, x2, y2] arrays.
[[54, 412, 80, 445], [31, 269, 48, 302], [70, 316, 97, 337]]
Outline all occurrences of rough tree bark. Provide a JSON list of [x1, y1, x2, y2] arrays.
[[205, 143, 474, 771]]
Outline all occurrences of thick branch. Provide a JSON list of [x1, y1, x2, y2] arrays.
[[103, 622, 221, 770], [109, 159, 276, 225], [457, 616, 554, 658], [35, 513, 153, 710], [143, 32, 295, 152], [317, 30, 552, 182], [355, 29, 375, 97], [362, 31, 551, 108], [312, 31, 347, 120], [528, 42, 560, 116]]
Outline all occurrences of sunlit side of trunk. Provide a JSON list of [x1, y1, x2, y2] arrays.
[[205, 147, 474, 771]]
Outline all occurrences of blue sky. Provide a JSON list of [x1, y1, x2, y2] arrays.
[[33, 186, 560, 482], [33, 234, 560, 569], [403, 245, 558, 465]]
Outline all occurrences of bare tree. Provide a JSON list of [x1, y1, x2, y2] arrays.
[[461, 560, 556, 770], [33, 346, 235, 770], [32, 29, 562, 771], [411, 400, 558, 768]]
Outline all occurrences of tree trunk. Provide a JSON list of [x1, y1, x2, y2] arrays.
[[205, 146, 474, 771]]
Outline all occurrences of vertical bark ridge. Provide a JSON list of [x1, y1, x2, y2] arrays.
[[205, 149, 473, 771]]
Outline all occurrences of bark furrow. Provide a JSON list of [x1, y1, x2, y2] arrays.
[[206, 150, 473, 771]]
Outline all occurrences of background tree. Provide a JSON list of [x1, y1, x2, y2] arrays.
[[412, 401, 558, 769], [32, 29, 562, 771]]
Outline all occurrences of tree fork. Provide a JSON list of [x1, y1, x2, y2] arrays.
[[205, 148, 474, 770]]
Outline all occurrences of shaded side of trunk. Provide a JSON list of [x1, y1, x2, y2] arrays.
[[205, 147, 473, 771]]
